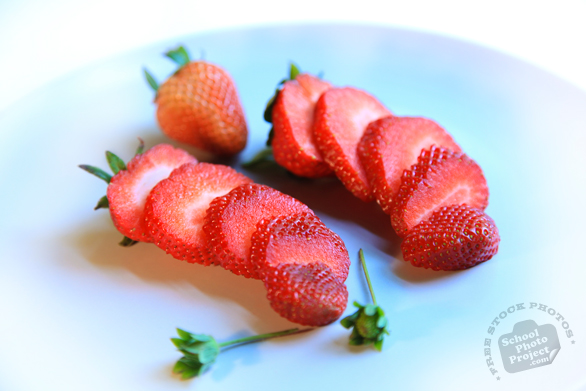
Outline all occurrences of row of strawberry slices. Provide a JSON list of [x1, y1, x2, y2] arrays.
[[265, 70, 500, 271], [84, 143, 349, 326]]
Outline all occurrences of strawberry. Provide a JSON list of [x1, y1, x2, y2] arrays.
[[263, 262, 348, 326], [249, 212, 350, 281], [401, 204, 500, 270], [270, 73, 333, 178], [87, 143, 196, 243], [203, 184, 313, 278], [313, 87, 391, 201], [145, 46, 247, 156], [144, 162, 252, 265], [390, 146, 489, 237], [358, 116, 461, 214]]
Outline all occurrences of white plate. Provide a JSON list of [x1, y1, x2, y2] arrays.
[[0, 24, 585, 391]]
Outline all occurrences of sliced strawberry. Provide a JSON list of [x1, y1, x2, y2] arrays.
[[263, 262, 348, 326], [358, 116, 461, 214], [390, 146, 489, 237], [313, 87, 391, 201], [401, 204, 500, 271], [271, 73, 333, 178], [106, 144, 197, 242], [203, 183, 313, 278], [144, 163, 252, 264], [249, 212, 350, 281]]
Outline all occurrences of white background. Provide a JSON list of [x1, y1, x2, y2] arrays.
[[0, 0, 585, 113], [1, 2, 586, 390]]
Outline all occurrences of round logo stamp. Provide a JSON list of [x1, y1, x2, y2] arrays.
[[483, 302, 576, 380]]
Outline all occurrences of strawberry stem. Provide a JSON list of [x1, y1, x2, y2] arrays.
[[218, 328, 312, 348], [143, 68, 159, 92], [165, 46, 191, 68], [340, 250, 389, 350], [359, 249, 377, 305], [119, 236, 138, 247], [135, 138, 145, 156], [94, 195, 109, 210], [106, 151, 127, 174], [79, 164, 112, 183], [289, 62, 300, 80]]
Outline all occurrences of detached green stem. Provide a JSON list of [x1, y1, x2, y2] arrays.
[[359, 249, 377, 305], [218, 328, 312, 348]]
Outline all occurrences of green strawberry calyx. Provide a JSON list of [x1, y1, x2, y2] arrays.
[[78, 138, 145, 247], [171, 327, 312, 379], [340, 249, 390, 351], [144, 45, 193, 93], [165, 46, 191, 68]]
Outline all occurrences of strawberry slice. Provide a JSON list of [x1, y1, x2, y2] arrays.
[[358, 116, 461, 214], [144, 163, 252, 264], [271, 73, 333, 178], [203, 184, 313, 278], [390, 146, 489, 237], [263, 262, 348, 326], [106, 144, 197, 242], [250, 212, 350, 281], [313, 87, 391, 201], [401, 204, 500, 270]]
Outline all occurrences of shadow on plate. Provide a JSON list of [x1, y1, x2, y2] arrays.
[[390, 255, 458, 283], [63, 214, 295, 334]]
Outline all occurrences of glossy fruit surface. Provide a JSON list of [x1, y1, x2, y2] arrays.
[[401, 204, 500, 270], [390, 146, 488, 237], [156, 61, 247, 155], [107, 144, 197, 242], [314, 87, 391, 201]]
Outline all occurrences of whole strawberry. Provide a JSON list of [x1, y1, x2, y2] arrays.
[[401, 204, 500, 271], [145, 46, 247, 156]]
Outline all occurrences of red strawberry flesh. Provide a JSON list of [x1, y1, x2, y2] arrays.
[[314, 87, 391, 201], [144, 162, 251, 264], [263, 262, 348, 326], [358, 116, 461, 214], [272, 73, 333, 178], [390, 146, 489, 237], [107, 144, 197, 242], [250, 212, 350, 281], [203, 183, 313, 278], [401, 204, 500, 270]]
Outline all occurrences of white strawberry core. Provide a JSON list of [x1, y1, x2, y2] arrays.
[[182, 190, 233, 240], [134, 165, 176, 207]]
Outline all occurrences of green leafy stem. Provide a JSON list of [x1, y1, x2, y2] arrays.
[[340, 249, 390, 351], [171, 327, 312, 379]]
